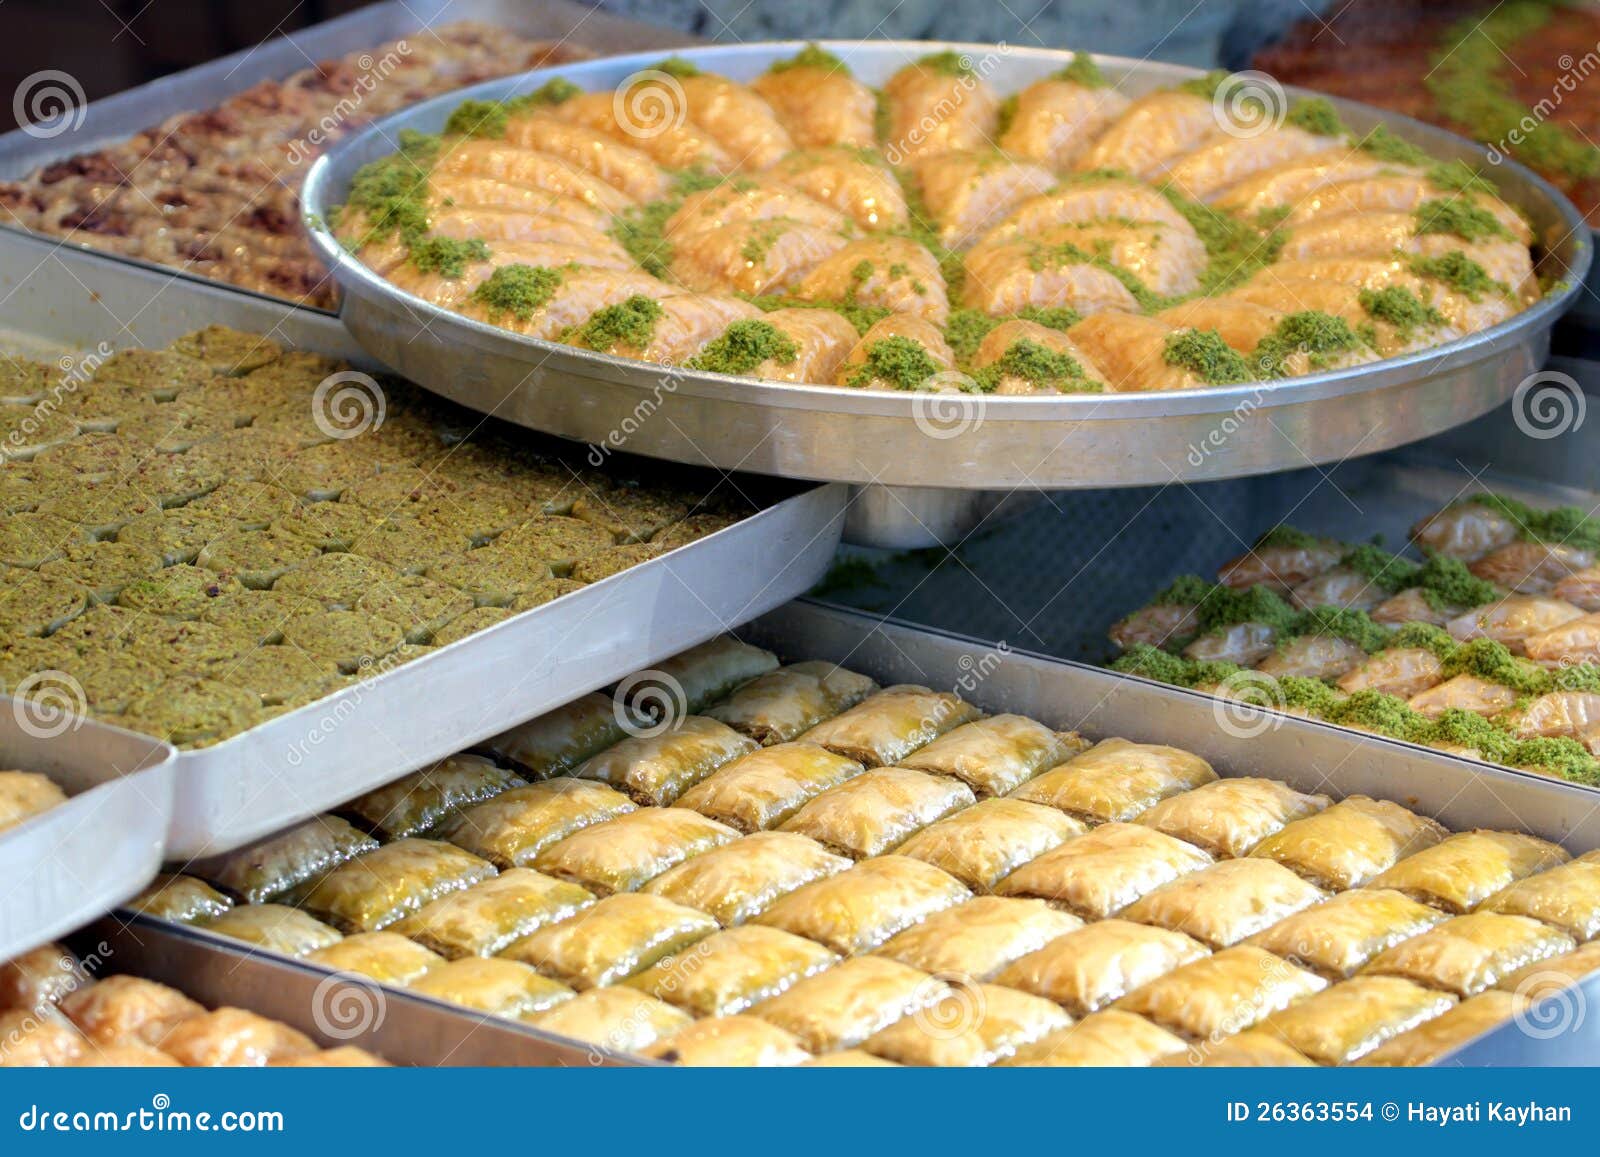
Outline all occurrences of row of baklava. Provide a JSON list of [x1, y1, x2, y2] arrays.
[[1108, 492, 1600, 782], [123, 635, 1600, 1066], [0, 326, 745, 747], [0, 941, 386, 1067], [340, 45, 1543, 392], [0, 22, 591, 306]]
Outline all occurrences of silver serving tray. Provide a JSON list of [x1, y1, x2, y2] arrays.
[[0, 714, 174, 962], [112, 599, 1600, 1066], [304, 40, 1593, 512], [0, 226, 848, 860]]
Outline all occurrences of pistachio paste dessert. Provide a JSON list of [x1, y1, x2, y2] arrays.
[[334, 46, 1545, 394], [111, 635, 1599, 1067], [1108, 493, 1600, 784], [0, 326, 750, 748]]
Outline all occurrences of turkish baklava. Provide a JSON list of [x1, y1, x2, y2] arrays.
[[0, 770, 68, 833], [202, 903, 344, 957], [895, 797, 1087, 892], [573, 716, 757, 807], [1363, 912, 1576, 996], [799, 686, 981, 767], [1119, 859, 1328, 949], [1245, 888, 1448, 979], [674, 742, 866, 833], [533, 807, 739, 895], [625, 925, 838, 1017], [1250, 796, 1448, 890], [645, 1014, 812, 1066], [749, 956, 942, 1054], [483, 693, 634, 778], [1114, 946, 1328, 1040], [994, 822, 1213, 918], [1000, 1010, 1189, 1067], [344, 754, 522, 839], [392, 867, 594, 958], [196, 814, 378, 904], [778, 765, 977, 858], [863, 981, 1073, 1067], [1133, 777, 1331, 859], [897, 715, 1086, 797], [876, 896, 1084, 981], [501, 892, 718, 990], [1009, 739, 1218, 823], [410, 957, 573, 1019], [435, 778, 636, 869], [754, 856, 971, 955], [305, 932, 443, 986], [1367, 830, 1570, 913], [640, 830, 850, 927], [1258, 975, 1458, 1065], [705, 661, 879, 745], [299, 838, 498, 932], [995, 918, 1211, 1016]]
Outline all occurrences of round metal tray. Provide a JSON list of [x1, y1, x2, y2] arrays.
[[304, 40, 1591, 534]]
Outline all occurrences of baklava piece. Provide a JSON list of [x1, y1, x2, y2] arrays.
[[533, 807, 739, 895], [0, 1011, 86, 1066], [754, 855, 972, 955], [637, 636, 779, 714], [483, 692, 632, 778], [1480, 850, 1600, 941], [574, 716, 757, 806], [1245, 888, 1447, 979], [1265, 969, 1463, 1068], [0, 770, 67, 832], [705, 661, 879, 745], [344, 753, 521, 839], [798, 684, 981, 767], [750, 956, 941, 1054], [197, 814, 377, 904], [435, 778, 636, 868], [994, 918, 1211, 1017], [1497, 940, 1600, 994], [60, 975, 203, 1049], [640, 830, 851, 926], [864, 981, 1073, 1067], [299, 838, 498, 932], [393, 868, 595, 958], [1009, 738, 1217, 823], [305, 932, 443, 986], [645, 1015, 812, 1066], [1114, 946, 1328, 1040], [897, 715, 1085, 797], [126, 873, 230, 923], [994, 822, 1212, 918], [674, 742, 866, 832], [779, 765, 977, 859], [409, 957, 573, 1019], [202, 903, 344, 957], [876, 896, 1084, 981], [0, 943, 91, 1012], [1357, 992, 1523, 1066], [1250, 796, 1448, 890], [502, 892, 718, 990], [896, 798, 1087, 893], [625, 925, 839, 1017], [1119, 859, 1328, 949], [529, 987, 692, 1054], [1000, 1010, 1188, 1067], [1135, 777, 1331, 858], [1363, 913, 1576, 996], [1153, 1032, 1315, 1067], [1367, 830, 1570, 914], [159, 1008, 316, 1067]]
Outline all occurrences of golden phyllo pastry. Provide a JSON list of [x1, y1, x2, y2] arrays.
[[674, 742, 866, 833], [1363, 913, 1576, 997], [502, 892, 717, 990], [197, 814, 378, 904], [1249, 796, 1448, 890], [344, 753, 522, 839], [1000, 1009, 1188, 1067], [864, 981, 1073, 1067], [1245, 888, 1447, 979], [994, 822, 1212, 918], [635, 636, 780, 715], [0, 770, 67, 833], [798, 685, 981, 767], [1366, 830, 1570, 913], [122, 874, 234, 924], [533, 807, 739, 896], [1009, 738, 1217, 823], [754, 855, 972, 956], [1257, 976, 1457, 1065], [896, 715, 1085, 797], [896, 797, 1087, 892], [409, 957, 573, 1019], [393, 868, 594, 958], [435, 778, 636, 869], [625, 925, 839, 1017], [0, 943, 90, 1012], [1357, 992, 1524, 1066], [1118, 858, 1327, 949], [705, 661, 879, 745], [484, 692, 634, 779], [640, 830, 850, 927], [0, 1011, 87, 1066], [159, 1008, 316, 1067], [305, 932, 443, 986], [529, 987, 692, 1055], [59, 975, 203, 1049], [749, 956, 940, 1054], [1497, 940, 1600, 994], [1153, 1031, 1315, 1067], [299, 838, 498, 932], [1480, 850, 1600, 941], [994, 918, 1211, 1017], [645, 1015, 812, 1066], [779, 766, 977, 858], [1114, 946, 1327, 1040], [574, 716, 757, 807], [1134, 777, 1331, 858], [876, 896, 1084, 981], [202, 903, 343, 957]]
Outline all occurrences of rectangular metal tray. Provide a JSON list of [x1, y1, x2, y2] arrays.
[[0, 225, 849, 859], [0, 715, 174, 962], [114, 599, 1600, 1066]]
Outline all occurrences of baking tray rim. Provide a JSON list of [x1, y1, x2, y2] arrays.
[[302, 37, 1593, 422]]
